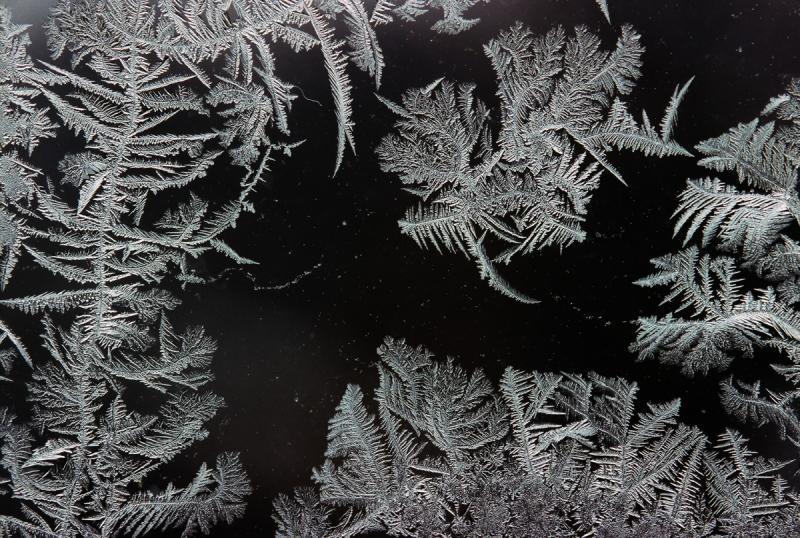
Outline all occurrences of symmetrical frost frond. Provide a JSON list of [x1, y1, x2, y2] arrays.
[[0, 5, 257, 536], [0, 8, 56, 292], [0, 1, 279, 349], [43, 0, 387, 176], [632, 247, 800, 375], [0, 321, 251, 537]]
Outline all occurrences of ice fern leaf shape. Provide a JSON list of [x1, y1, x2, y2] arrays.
[[0, 0, 280, 348], [0, 320, 250, 537], [47, 0, 389, 176], [633, 79, 800, 483], [377, 24, 692, 303], [377, 0, 490, 34], [633, 79, 800, 374], [0, 5, 253, 536], [0, 8, 56, 293], [632, 247, 800, 375], [595, 0, 611, 22], [0, 7, 55, 372], [274, 337, 800, 537]]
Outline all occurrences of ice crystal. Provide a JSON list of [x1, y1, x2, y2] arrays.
[[274, 337, 799, 537], [377, 24, 691, 302]]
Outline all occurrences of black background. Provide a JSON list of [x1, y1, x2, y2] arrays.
[[3, 0, 800, 536]]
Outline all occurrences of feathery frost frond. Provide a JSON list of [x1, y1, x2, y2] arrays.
[[0, 7, 56, 292], [631, 247, 800, 375], [384, 0, 614, 33], [0, 0, 283, 349], [0, 5, 255, 535], [0, 321, 251, 537], [594, 0, 611, 22], [634, 78, 800, 375], [274, 338, 798, 537], [634, 78, 800, 491], [378, 24, 691, 302], [45, 0, 389, 176]]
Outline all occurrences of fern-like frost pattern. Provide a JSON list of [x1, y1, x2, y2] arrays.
[[274, 338, 800, 537], [377, 24, 691, 302], [0, 3, 271, 535], [633, 79, 800, 479]]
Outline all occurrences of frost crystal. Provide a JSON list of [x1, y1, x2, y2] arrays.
[[378, 24, 692, 302], [633, 78, 800, 466], [274, 337, 800, 537], [0, 3, 260, 535], [633, 79, 800, 375], [372, 0, 614, 34]]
